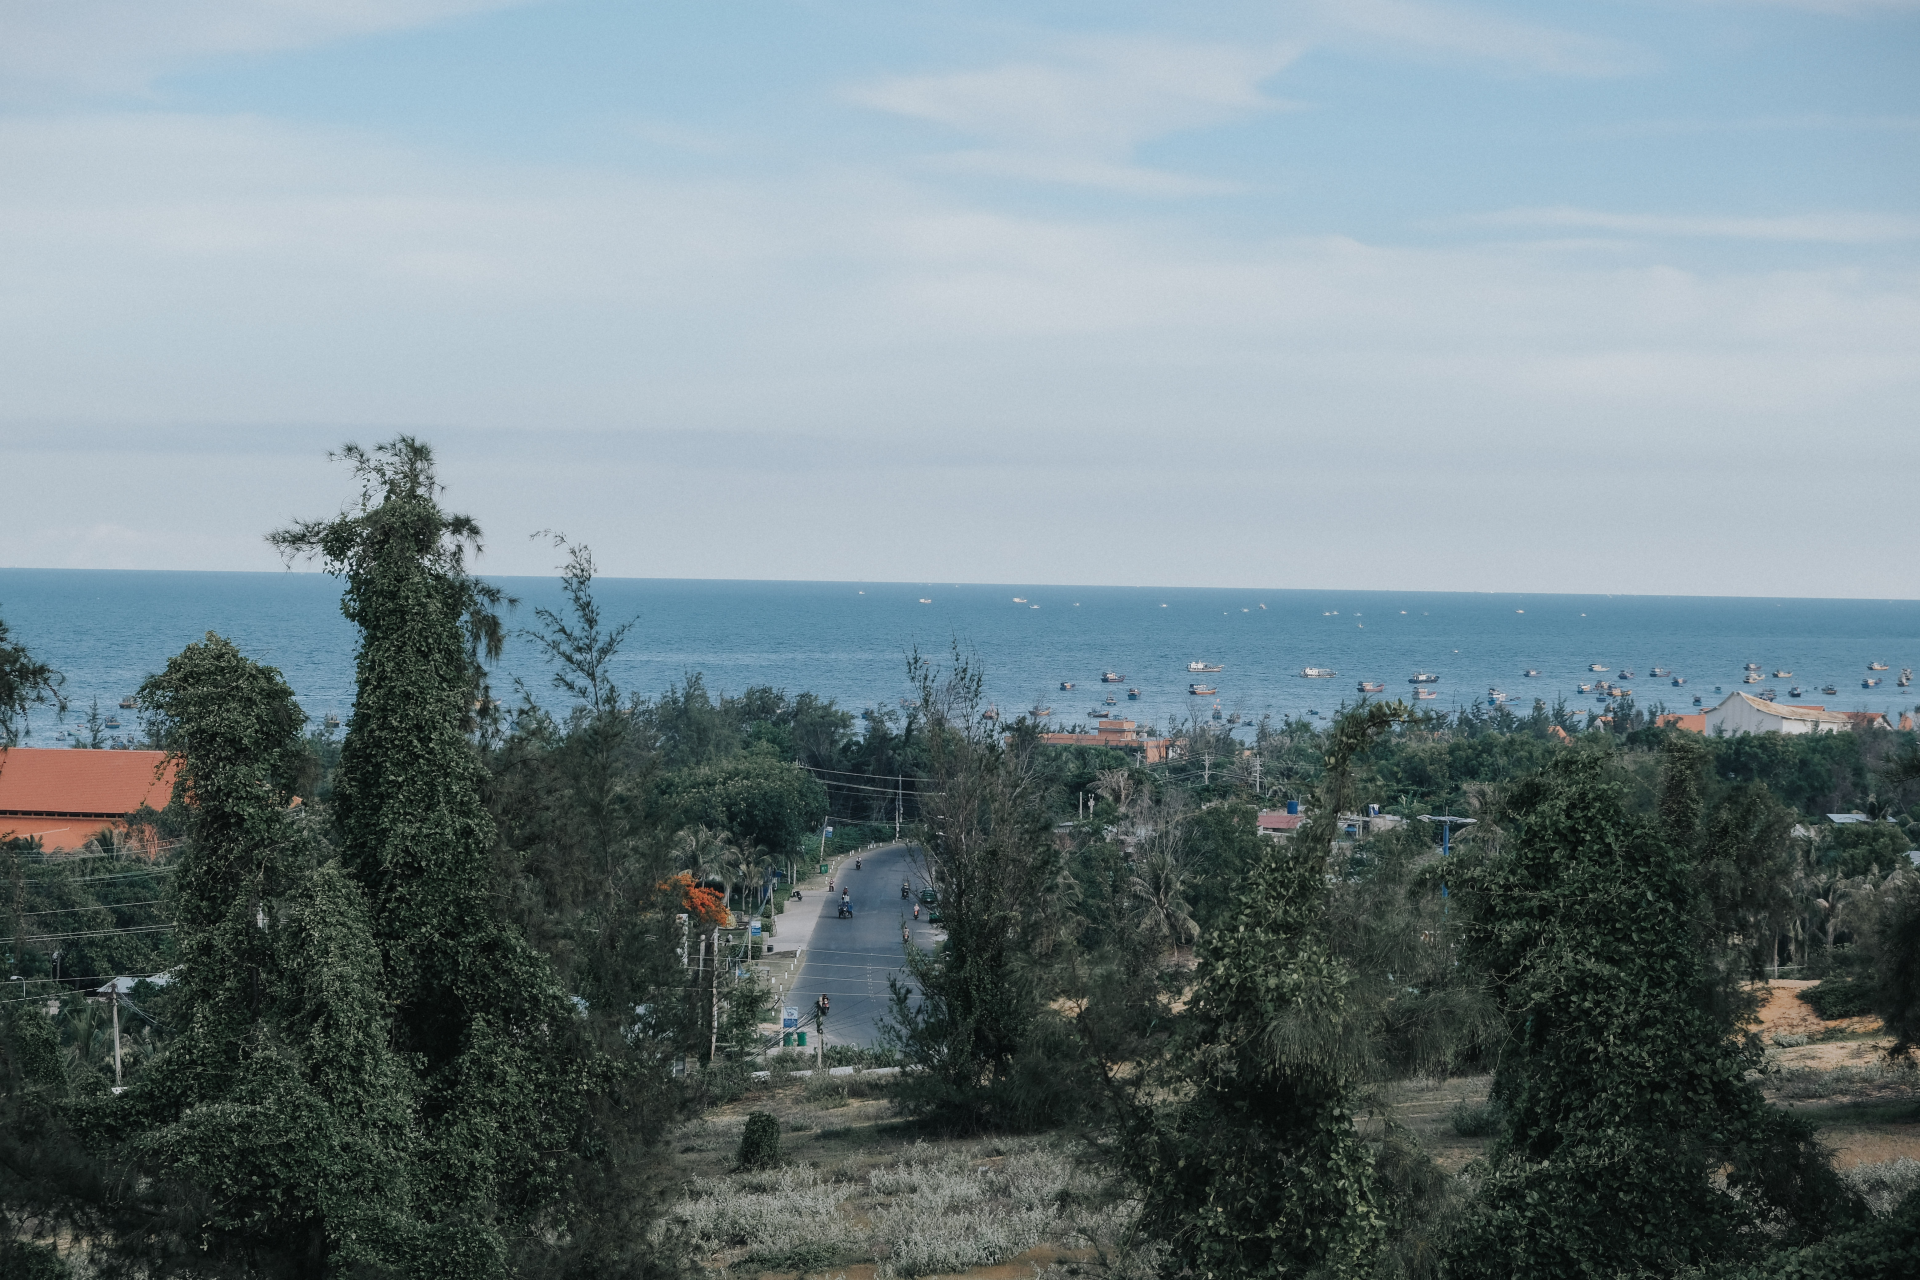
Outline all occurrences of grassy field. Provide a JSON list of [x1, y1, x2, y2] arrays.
[[663, 981, 1918, 1279]]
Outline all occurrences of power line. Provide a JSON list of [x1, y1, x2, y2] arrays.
[[16, 899, 165, 916]]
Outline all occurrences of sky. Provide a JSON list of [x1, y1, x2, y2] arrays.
[[1, 0, 1916, 596]]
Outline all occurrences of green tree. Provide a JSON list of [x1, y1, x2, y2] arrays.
[[1109, 703, 1409, 1279], [1441, 748, 1861, 1280], [653, 753, 827, 867], [272, 437, 599, 1276], [0, 607, 64, 745], [884, 652, 1077, 1132]]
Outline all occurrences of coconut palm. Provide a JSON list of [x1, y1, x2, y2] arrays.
[[673, 824, 739, 908], [1128, 846, 1199, 958]]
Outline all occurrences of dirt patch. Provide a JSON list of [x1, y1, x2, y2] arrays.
[[1823, 1127, 1920, 1169], [1751, 980, 1884, 1041]]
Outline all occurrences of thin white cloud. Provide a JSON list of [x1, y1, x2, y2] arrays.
[[844, 35, 1300, 193], [1474, 206, 1920, 244], [1314, 0, 1651, 77], [0, 0, 539, 97]]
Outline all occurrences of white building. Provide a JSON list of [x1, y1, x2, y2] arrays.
[[1703, 692, 1854, 736]]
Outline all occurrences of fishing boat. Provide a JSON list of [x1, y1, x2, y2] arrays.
[[1869, 661, 1889, 671], [1822, 685, 1838, 696], [1408, 672, 1439, 684], [1012, 597, 1026, 603], [982, 705, 999, 720], [1863, 677, 1882, 688], [1589, 664, 1609, 672], [1211, 704, 1224, 722], [1127, 687, 1142, 699], [1414, 688, 1437, 700], [1188, 683, 1217, 695], [1618, 669, 1635, 680], [919, 598, 932, 604], [118, 696, 136, 709], [1788, 686, 1803, 698], [1031, 706, 1053, 717], [1101, 672, 1124, 683], [1487, 689, 1509, 706], [1692, 696, 1703, 706], [1760, 689, 1778, 702], [324, 713, 342, 729], [1773, 670, 1792, 678], [1300, 667, 1337, 679], [105, 715, 121, 728], [1523, 669, 1539, 677], [1671, 676, 1686, 686], [1227, 712, 1241, 724], [1743, 672, 1761, 684], [1060, 681, 1075, 690], [1187, 661, 1224, 673], [1650, 667, 1668, 677], [1104, 694, 1118, 705], [1744, 663, 1761, 672], [1357, 681, 1385, 693], [1578, 683, 1592, 693]]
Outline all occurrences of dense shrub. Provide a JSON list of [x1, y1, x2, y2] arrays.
[[737, 1112, 782, 1169], [1801, 979, 1878, 1020]]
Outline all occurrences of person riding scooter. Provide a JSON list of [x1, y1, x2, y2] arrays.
[[901, 880, 910, 898], [855, 858, 862, 870]]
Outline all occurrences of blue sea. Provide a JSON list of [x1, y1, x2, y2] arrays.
[[2, 569, 1917, 743]]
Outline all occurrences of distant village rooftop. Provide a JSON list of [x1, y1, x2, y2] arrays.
[[0, 747, 177, 851], [1037, 719, 1176, 765]]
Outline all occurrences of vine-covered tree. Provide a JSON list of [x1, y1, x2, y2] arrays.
[[0, 607, 64, 745], [1441, 745, 1862, 1279], [273, 437, 602, 1276]]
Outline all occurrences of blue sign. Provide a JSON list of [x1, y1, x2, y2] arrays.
[[782, 1006, 800, 1030]]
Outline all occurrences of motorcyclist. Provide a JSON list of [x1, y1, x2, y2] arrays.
[[912, 903, 920, 920], [901, 880, 910, 898], [855, 859, 862, 870]]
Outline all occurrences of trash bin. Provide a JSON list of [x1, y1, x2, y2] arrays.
[[796, 1031, 807, 1047], [783, 1032, 793, 1047]]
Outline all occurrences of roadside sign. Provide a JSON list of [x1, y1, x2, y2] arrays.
[[825, 826, 834, 836], [782, 1006, 799, 1029], [750, 920, 761, 938]]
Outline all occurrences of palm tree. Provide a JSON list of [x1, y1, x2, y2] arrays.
[[1128, 846, 1199, 959], [673, 825, 739, 910]]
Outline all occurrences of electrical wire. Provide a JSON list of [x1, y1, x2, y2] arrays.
[[14, 899, 165, 916]]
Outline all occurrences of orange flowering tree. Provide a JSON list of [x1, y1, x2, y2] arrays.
[[659, 872, 730, 929]]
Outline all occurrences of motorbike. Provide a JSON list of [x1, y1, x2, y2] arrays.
[[837, 902, 852, 919], [855, 859, 862, 870], [901, 882, 910, 899]]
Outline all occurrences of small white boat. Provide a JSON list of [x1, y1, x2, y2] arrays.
[[1127, 688, 1142, 699], [1523, 669, 1539, 677], [1059, 681, 1075, 690], [1101, 672, 1124, 683], [1649, 667, 1667, 677], [1414, 688, 1437, 700], [1012, 597, 1026, 603], [1868, 661, 1889, 671], [919, 598, 932, 604], [1187, 661, 1224, 672], [1031, 706, 1052, 717], [1863, 677, 1882, 688], [1743, 673, 1761, 684], [1189, 683, 1217, 695], [1300, 667, 1337, 678], [1671, 676, 1685, 686], [1773, 670, 1792, 678], [1589, 663, 1609, 672], [1408, 673, 1439, 684]]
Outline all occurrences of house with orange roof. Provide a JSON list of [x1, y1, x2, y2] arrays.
[[1037, 719, 1176, 764], [0, 747, 177, 851]]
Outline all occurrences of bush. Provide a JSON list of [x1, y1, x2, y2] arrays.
[[1801, 979, 1878, 1021], [738, 1112, 782, 1169], [1449, 1099, 1501, 1138], [1841, 1157, 1920, 1216]]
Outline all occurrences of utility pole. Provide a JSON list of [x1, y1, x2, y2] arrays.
[[895, 775, 902, 842], [709, 928, 720, 1064], [111, 988, 122, 1089]]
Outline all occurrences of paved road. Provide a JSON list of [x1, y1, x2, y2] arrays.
[[791, 842, 940, 1047]]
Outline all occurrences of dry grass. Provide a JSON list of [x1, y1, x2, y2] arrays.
[[662, 1077, 1141, 1278]]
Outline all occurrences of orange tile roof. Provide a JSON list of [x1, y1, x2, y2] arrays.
[[0, 747, 177, 818]]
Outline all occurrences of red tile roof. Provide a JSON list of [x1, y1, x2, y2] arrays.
[[0, 747, 176, 819], [1256, 811, 1305, 831]]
